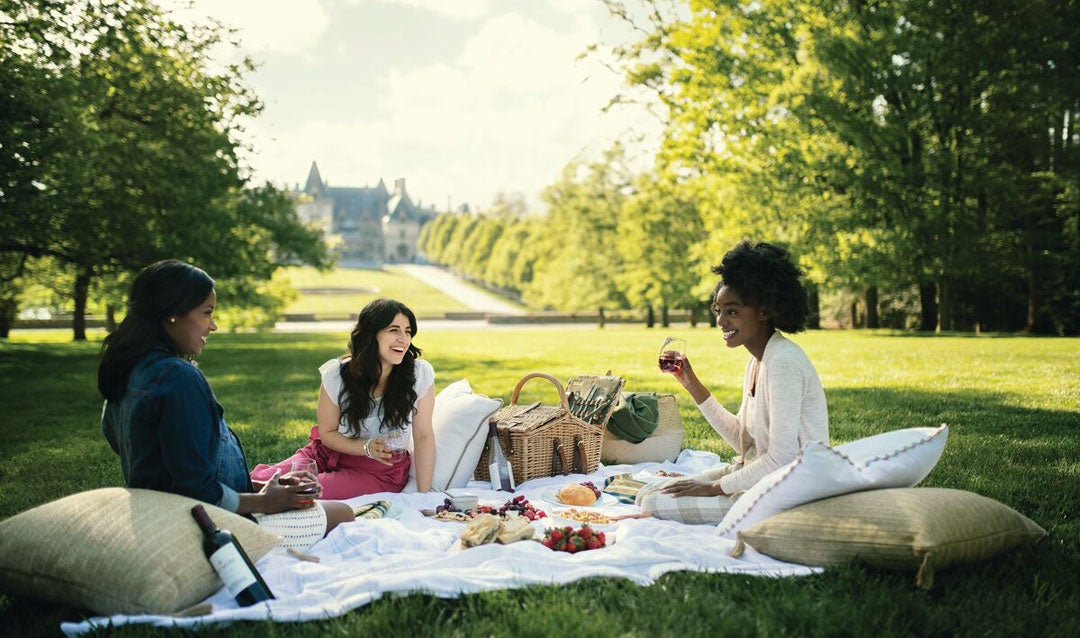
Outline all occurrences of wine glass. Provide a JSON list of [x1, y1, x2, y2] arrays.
[[384, 430, 409, 463], [658, 337, 687, 373], [290, 458, 320, 496]]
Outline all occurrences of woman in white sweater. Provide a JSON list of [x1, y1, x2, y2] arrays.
[[637, 241, 829, 524]]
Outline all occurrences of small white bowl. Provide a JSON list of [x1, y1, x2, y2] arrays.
[[450, 493, 479, 510]]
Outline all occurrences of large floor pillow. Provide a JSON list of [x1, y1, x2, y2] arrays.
[[404, 379, 502, 492], [716, 425, 948, 539], [731, 487, 1047, 588], [0, 488, 280, 615]]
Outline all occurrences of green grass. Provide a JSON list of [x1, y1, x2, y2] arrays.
[[282, 266, 473, 317], [1, 328, 1078, 636]]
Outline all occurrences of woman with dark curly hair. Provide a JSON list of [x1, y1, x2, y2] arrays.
[[637, 241, 829, 524], [250, 298, 435, 497]]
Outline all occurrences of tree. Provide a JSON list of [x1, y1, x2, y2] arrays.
[[616, 171, 703, 326], [0, 0, 330, 339], [524, 147, 633, 311], [605, 0, 1080, 333]]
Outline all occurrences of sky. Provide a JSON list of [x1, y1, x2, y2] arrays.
[[171, 0, 668, 213]]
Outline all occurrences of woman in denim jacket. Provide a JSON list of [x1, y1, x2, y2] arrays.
[[99, 260, 353, 550]]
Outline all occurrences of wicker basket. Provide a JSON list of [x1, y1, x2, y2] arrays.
[[601, 393, 685, 464], [565, 373, 625, 428], [475, 372, 603, 484]]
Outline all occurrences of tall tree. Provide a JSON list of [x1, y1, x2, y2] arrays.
[[1, 0, 330, 339]]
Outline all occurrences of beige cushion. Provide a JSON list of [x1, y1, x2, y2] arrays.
[[733, 488, 1047, 588], [0, 488, 281, 615], [717, 425, 949, 539]]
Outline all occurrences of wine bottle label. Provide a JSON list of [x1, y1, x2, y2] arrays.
[[209, 544, 258, 596], [489, 460, 516, 491]]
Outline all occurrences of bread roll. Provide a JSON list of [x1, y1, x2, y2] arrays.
[[557, 483, 598, 506]]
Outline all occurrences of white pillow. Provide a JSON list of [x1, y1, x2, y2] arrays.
[[716, 424, 948, 539], [404, 379, 502, 492]]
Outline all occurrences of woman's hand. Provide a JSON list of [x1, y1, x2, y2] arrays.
[[667, 357, 711, 404], [659, 476, 724, 498], [365, 437, 394, 466], [258, 469, 319, 513]]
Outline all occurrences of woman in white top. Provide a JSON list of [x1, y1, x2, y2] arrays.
[[637, 241, 829, 524], [251, 299, 436, 497]]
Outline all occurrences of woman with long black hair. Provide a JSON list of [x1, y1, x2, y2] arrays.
[[250, 298, 436, 497]]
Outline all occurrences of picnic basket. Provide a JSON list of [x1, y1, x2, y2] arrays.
[[474, 372, 603, 484], [565, 373, 625, 429]]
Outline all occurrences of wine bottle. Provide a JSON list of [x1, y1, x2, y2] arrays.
[[487, 418, 515, 491], [190, 505, 275, 606]]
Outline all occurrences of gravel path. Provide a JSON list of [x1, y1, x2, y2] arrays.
[[393, 264, 524, 315]]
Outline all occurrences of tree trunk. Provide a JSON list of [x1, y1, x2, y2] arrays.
[[645, 305, 655, 328], [1026, 270, 1037, 333], [72, 267, 91, 341], [689, 306, 698, 328], [661, 305, 670, 328], [597, 306, 605, 329], [918, 280, 937, 332], [806, 284, 820, 329], [937, 277, 951, 332], [106, 304, 117, 333], [850, 301, 859, 329], [865, 286, 880, 329], [0, 297, 15, 338]]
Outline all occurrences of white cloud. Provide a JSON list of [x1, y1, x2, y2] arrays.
[[186, 0, 664, 210], [348, 0, 495, 20], [168, 0, 331, 55]]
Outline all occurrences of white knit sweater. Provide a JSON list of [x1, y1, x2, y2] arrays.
[[697, 331, 829, 494]]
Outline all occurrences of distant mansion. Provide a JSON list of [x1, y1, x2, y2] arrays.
[[294, 162, 436, 267]]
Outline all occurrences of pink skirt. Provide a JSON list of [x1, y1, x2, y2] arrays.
[[250, 426, 410, 499]]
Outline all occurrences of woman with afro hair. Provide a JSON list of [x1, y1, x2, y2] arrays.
[[636, 241, 829, 524]]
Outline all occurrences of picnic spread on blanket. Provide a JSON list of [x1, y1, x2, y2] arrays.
[[0, 371, 1047, 635]]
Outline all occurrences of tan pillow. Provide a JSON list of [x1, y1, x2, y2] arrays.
[[732, 488, 1046, 588], [0, 488, 281, 615]]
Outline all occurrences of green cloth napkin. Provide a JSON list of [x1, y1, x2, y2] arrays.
[[607, 392, 661, 443]]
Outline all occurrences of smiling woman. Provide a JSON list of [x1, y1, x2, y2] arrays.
[[636, 241, 829, 525], [96, 260, 354, 551], [250, 298, 438, 497]]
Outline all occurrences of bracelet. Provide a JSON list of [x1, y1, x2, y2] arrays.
[[364, 439, 372, 458]]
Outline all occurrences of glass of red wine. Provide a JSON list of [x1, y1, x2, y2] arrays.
[[658, 337, 687, 373], [384, 429, 409, 463], [290, 458, 320, 497]]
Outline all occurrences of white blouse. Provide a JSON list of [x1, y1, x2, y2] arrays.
[[318, 357, 435, 439]]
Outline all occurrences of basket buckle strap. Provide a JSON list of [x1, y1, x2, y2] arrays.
[[572, 436, 586, 474]]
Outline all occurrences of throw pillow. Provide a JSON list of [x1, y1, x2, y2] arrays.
[[716, 424, 948, 539], [0, 487, 280, 615], [405, 379, 502, 492], [732, 487, 1047, 588]]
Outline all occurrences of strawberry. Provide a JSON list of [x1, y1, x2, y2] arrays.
[[585, 537, 600, 550]]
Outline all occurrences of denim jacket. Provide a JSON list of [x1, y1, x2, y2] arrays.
[[102, 343, 253, 512]]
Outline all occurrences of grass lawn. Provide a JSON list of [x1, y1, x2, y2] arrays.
[[282, 266, 474, 318], [1, 328, 1078, 636]]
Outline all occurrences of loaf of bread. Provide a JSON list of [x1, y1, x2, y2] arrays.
[[557, 483, 598, 506]]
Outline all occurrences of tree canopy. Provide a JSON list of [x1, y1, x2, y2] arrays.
[[0, 0, 331, 339]]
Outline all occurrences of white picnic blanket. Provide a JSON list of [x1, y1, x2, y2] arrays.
[[61, 450, 819, 635]]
